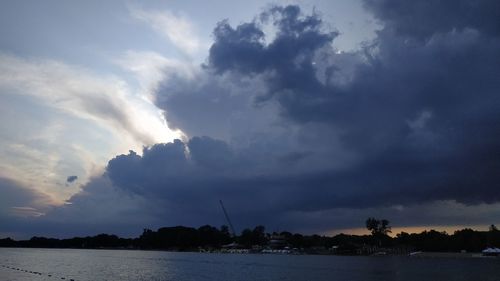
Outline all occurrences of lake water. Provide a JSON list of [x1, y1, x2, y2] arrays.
[[1, 248, 499, 281]]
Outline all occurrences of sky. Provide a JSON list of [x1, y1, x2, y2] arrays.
[[1, 0, 500, 239]]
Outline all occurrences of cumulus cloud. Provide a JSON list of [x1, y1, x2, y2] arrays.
[[144, 2, 500, 217], [9, 2, 500, 236], [97, 135, 500, 232]]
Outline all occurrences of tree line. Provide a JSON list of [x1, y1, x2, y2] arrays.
[[1, 220, 500, 253]]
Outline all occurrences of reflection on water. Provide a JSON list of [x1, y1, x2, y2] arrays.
[[1, 248, 499, 281]]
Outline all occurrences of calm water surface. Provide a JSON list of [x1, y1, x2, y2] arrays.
[[1, 248, 499, 281]]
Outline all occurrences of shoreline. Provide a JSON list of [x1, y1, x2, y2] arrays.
[[407, 251, 494, 259], [1, 247, 497, 259]]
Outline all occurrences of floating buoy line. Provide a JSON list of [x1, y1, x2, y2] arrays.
[[1, 264, 75, 280]]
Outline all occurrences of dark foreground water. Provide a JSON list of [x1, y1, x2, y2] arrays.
[[1, 248, 499, 281]]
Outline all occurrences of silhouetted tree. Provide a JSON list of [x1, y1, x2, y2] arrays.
[[238, 228, 253, 247], [4, 222, 500, 253], [288, 233, 305, 248], [252, 225, 267, 245], [366, 218, 391, 236], [219, 225, 232, 244], [380, 219, 391, 235], [220, 225, 230, 237], [366, 217, 392, 246], [198, 225, 220, 247]]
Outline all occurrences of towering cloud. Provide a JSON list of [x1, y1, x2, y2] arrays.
[[23, 1, 500, 235], [147, 2, 500, 209]]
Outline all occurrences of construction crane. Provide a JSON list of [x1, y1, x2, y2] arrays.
[[219, 200, 237, 238]]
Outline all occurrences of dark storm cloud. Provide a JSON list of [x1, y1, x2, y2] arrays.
[[208, 5, 338, 120], [66, 175, 78, 183], [104, 137, 337, 229], [91, 3, 500, 232], [363, 0, 500, 39], [204, 3, 500, 206], [209, 5, 337, 75]]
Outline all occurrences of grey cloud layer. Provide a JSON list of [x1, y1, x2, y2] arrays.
[[364, 0, 500, 39], [23, 1, 500, 235], [148, 2, 500, 208]]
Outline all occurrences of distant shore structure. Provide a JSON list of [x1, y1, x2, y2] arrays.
[[482, 248, 500, 256]]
